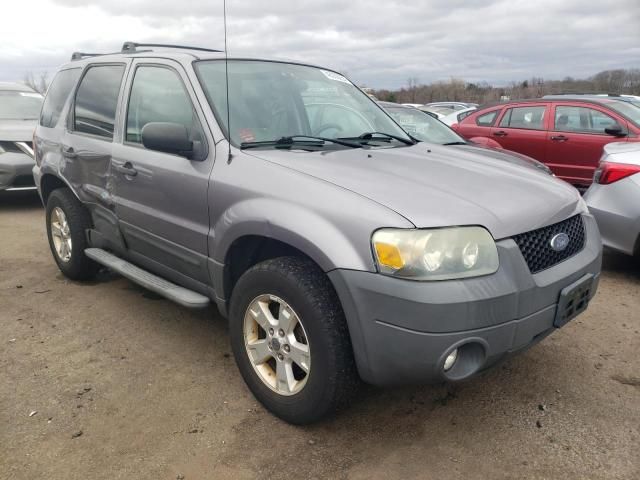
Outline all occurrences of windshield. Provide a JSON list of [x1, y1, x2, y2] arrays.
[[195, 60, 411, 147], [0, 90, 43, 120], [383, 107, 466, 144], [606, 101, 640, 128]]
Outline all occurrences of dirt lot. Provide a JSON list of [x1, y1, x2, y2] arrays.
[[1, 191, 638, 480]]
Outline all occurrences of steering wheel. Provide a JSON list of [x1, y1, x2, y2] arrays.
[[314, 123, 344, 137]]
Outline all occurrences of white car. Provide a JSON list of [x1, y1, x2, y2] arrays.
[[441, 107, 477, 126]]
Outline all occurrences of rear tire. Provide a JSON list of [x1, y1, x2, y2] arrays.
[[229, 256, 358, 424], [46, 188, 99, 281]]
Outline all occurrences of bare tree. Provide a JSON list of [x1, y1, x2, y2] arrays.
[[374, 68, 640, 105], [23, 71, 50, 94], [406, 77, 419, 102]]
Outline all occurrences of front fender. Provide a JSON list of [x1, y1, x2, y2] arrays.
[[211, 197, 372, 272]]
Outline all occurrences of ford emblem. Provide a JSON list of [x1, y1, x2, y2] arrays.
[[550, 233, 570, 252]]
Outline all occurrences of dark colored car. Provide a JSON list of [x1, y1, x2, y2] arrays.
[[454, 97, 640, 187]]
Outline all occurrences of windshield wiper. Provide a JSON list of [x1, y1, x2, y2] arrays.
[[241, 135, 362, 150], [339, 132, 416, 146]]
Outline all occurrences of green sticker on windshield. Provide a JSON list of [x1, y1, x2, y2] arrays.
[[320, 70, 351, 85]]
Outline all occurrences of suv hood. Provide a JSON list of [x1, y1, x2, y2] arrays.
[[0, 119, 38, 142], [249, 143, 583, 239]]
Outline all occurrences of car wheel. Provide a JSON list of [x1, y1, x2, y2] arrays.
[[229, 256, 358, 424], [46, 188, 99, 281]]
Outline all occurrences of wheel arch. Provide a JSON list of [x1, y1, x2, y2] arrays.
[[210, 199, 377, 313], [39, 173, 78, 205]]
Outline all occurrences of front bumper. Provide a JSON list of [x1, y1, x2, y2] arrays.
[[0, 152, 36, 191], [329, 214, 602, 386]]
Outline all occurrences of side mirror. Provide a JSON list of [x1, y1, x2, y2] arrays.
[[604, 123, 627, 137], [141, 122, 193, 158]]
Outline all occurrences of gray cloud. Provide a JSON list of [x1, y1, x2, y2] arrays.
[[2, 0, 639, 88]]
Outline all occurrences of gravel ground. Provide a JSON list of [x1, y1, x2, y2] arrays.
[[1, 191, 639, 480]]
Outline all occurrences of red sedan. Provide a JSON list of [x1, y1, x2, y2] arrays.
[[454, 97, 640, 187]]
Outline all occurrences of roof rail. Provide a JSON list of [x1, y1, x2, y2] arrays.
[[71, 52, 106, 61], [546, 92, 622, 97], [121, 42, 223, 54]]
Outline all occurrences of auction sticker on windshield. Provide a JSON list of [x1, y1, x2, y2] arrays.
[[321, 70, 351, 84]]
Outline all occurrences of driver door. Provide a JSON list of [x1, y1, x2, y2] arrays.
[[111, 59, 215, 288]]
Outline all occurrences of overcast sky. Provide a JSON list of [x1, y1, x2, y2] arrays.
[[1, 0, 639, 89]]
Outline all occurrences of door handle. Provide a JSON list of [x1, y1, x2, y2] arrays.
[[493, 131, 508, 137], [114, 162, 138, 177], [551, 135, 568, 142], [62, 146, 77, 159]]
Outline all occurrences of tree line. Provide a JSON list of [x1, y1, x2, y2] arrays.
[[371, 69, 640, 105]]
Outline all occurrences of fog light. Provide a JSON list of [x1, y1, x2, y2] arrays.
[[443, 349, 458, 371]]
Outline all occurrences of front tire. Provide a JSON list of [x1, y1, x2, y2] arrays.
[[229, 256, 357, 424], [46, 188, 99, 281]]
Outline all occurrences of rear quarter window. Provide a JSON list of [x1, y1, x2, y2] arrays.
[[73, 64, 126, 139], [475, 110, 499, 127], [40, 68, 82, 128]]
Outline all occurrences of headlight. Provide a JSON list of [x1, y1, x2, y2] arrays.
[[372, 226, 499, 280]]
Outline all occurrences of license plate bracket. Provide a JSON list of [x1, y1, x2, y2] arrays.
[[554, 274, 594, 328]]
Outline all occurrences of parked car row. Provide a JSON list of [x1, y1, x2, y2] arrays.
[[380, 98, 640, 262], [452, 95, 640, 187]]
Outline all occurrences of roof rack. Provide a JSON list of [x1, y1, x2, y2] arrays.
[[545, 92, 622, 97], [71, 52, 107, 61], [121, 42, 223, 54]]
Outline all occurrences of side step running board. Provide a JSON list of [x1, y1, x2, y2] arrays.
[[85, 248, 210, 309]]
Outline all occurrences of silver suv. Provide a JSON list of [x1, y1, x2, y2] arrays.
[[33, 43, 602, 424]]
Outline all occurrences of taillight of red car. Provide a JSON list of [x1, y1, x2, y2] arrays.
[[594, 161, 640, 185]]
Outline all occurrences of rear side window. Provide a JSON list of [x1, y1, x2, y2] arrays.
[[74, 65, 125, 139], [457, 110, 473, 122], [499, 106, 546, 130], [554, 106, 618, 134], [476, 110, 499, 127], [40, 68, 81, 127], [126, 66, 204, 145]]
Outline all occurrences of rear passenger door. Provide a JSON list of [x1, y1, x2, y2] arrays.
[[490, 103, 549, 162], [547, 103, 628, 186], [111, 59, 214, 289], [62, 63, 128, 249], [457, 108, 501, 139]]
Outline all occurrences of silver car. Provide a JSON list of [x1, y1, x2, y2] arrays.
[[34, 43, 602, 424], [584, 142, 640, 258], [0, 83, 43, 191]]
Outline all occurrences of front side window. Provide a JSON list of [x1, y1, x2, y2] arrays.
[[499, 106, 546, 130], [40, 68, 81, 127], [476, 110, 499, 127], [194, 60, 410, 147], [607, 101, 640, 128], [554, 106, 618, 134], [74, 65, 125, 139], [0, 90, 43, 120], [126, 66, 204, 146]]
